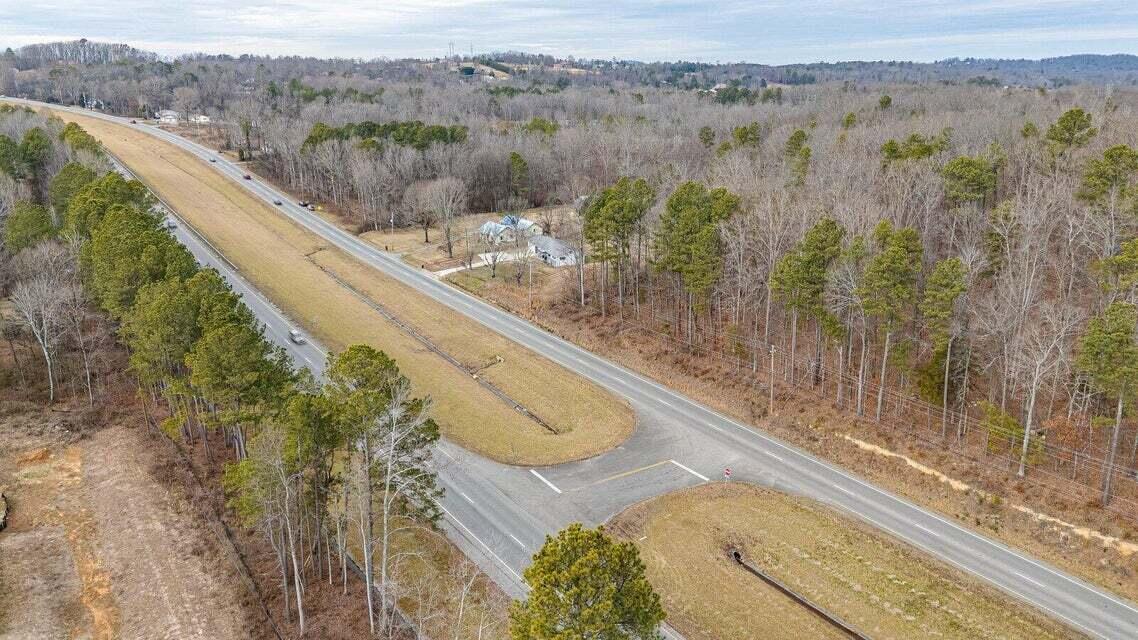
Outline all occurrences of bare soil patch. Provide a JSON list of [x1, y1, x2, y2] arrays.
[[610, 483, 1083, 640], [0, 403, 250, 639]]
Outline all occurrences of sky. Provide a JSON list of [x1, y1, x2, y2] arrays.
[[2, 0, 1137, 64]]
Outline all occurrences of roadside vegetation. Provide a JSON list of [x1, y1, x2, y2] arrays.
[[609, 483, 1083, 640], [0, 107, 507, 637], [7, 38, 1138, 638]]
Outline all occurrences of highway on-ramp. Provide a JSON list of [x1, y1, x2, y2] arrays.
[[41, 101, 1138, 639]]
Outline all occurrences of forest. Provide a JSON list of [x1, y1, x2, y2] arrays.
[[0, 103, 511, 637], [3, 35, 1138, 636], [5, 41, 1138, 518]]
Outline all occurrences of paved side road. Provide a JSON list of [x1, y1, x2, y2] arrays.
[[43, 101, 1138, 640]]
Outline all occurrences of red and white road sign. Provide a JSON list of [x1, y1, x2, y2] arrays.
[[724, 467, 732, 481]]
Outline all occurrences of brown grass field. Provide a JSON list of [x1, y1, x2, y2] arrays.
[[609, 483, 1084, 640], [48, 109, 633, 466]]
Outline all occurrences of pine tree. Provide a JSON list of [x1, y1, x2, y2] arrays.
[[772, 217, 844, 382], [921, 257, 967, 434], [857, 220, 923, 422], [1076, 302, 1138, 505], [510, 523, 665, 640]]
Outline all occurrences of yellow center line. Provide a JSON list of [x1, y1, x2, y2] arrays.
[[573, 460, 671, 491]]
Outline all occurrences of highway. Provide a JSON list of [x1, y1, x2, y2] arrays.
[[42, 101, 1138, 639]]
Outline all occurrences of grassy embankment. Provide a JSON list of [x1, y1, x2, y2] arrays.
[[49, 110, 633, 467], [609, 483, 1084, 640]]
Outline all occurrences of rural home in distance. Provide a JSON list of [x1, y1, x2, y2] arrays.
[[478, 214, 543, 245]]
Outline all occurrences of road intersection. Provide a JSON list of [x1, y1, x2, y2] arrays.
[[38, 100, 1138, 639]]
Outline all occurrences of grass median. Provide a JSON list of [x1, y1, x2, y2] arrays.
[[608, 483, 1083, 640], [50, 109, 634, 466]]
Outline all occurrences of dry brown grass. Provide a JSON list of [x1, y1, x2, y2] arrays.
[[609, 483, 1083, 640], [49, 110, 633, 466]]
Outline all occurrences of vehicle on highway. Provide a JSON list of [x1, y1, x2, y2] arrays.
[[288, 329, 306, 344], [307, 204, 316, 211], [298, 200, 310, 207], [130, 119, 137, 124], [162, 219, 177, 230], [209, 157, 216, 163], [273, 199, 282, 205], [243, 173, 252, 180]]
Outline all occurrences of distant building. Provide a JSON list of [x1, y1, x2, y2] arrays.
[[189, 114, 210, 124], [155, 109, 180, 124], [529, 235, 578, 267], [478, 221, 516, 245], [501, 214, 543, 237]]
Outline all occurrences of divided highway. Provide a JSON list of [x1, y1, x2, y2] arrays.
[[41, 101, 1138, 639]]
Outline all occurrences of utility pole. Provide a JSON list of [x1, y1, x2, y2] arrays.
[[769, 344, 776, 417]]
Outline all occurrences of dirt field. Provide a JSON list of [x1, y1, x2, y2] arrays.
[[46, 109, 633, 466], [0, 403, 249, 639], [610, 483, 1082, 640]]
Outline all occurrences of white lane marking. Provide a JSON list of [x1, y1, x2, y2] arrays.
[[461, 492, 474, 505], [762, 450, 784, 462], [437, 447, 456, 462], [913, 522, 941, 539], [509, 534, 526, 549], [855, 509, 1109, 640], [669, 459, 710, 482], [833, 484, 856, 497], [90, 106, 1138, 625], [436, 502, 525, 584], [1015, 571, 1048, 590], [529, 469, 562, 494]]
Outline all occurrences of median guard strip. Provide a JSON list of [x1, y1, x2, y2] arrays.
[[729, 548, 872, 640]]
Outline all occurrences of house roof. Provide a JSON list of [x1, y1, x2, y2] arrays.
[[529, 235, 574, 257], [479, 221, 512, 236]]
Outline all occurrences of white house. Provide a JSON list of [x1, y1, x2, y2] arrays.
[[189, 114, 210, 125], [501, 214, 543, 237], [529, 235, 577, 267], [478, 221, 516, 245], [155, 109, 180, 125]]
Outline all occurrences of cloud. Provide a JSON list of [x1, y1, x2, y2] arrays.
[[2, 0, 1136, 63]]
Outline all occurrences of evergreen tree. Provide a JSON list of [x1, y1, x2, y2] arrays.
[[4, 201, 55, 252], [510, 523, 664, 640], [584, 177, 656, 314], [857, 220, 923, 422], [653, 181, 739, 342], [920, 257, 967, 433], [772, 217, 845, 381], [1046, 107, 1096, 155], [1076, 302, 1138, 505], [49, 162, 97, 219]]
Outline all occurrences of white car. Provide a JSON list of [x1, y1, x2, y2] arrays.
[[288, 329, 306, 344]]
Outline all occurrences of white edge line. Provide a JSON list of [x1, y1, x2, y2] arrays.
[[70, 101, 1138, 621], [509, 534, 526, 549], [669, 459, 710, 482], [530, 469, 562, 494], [856, 509, 1109, 640], [436, 502, 524, 584]]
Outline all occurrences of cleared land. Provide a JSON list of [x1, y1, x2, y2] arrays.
[[48, 110, 633, 466], [609, 483, 1082, 640], [0, 406, 249, 639]]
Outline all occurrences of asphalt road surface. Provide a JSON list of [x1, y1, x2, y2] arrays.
[[42, 101, 1138, 639]]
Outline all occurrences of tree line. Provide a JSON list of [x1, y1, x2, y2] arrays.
[[0, 105, 671, 639]]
